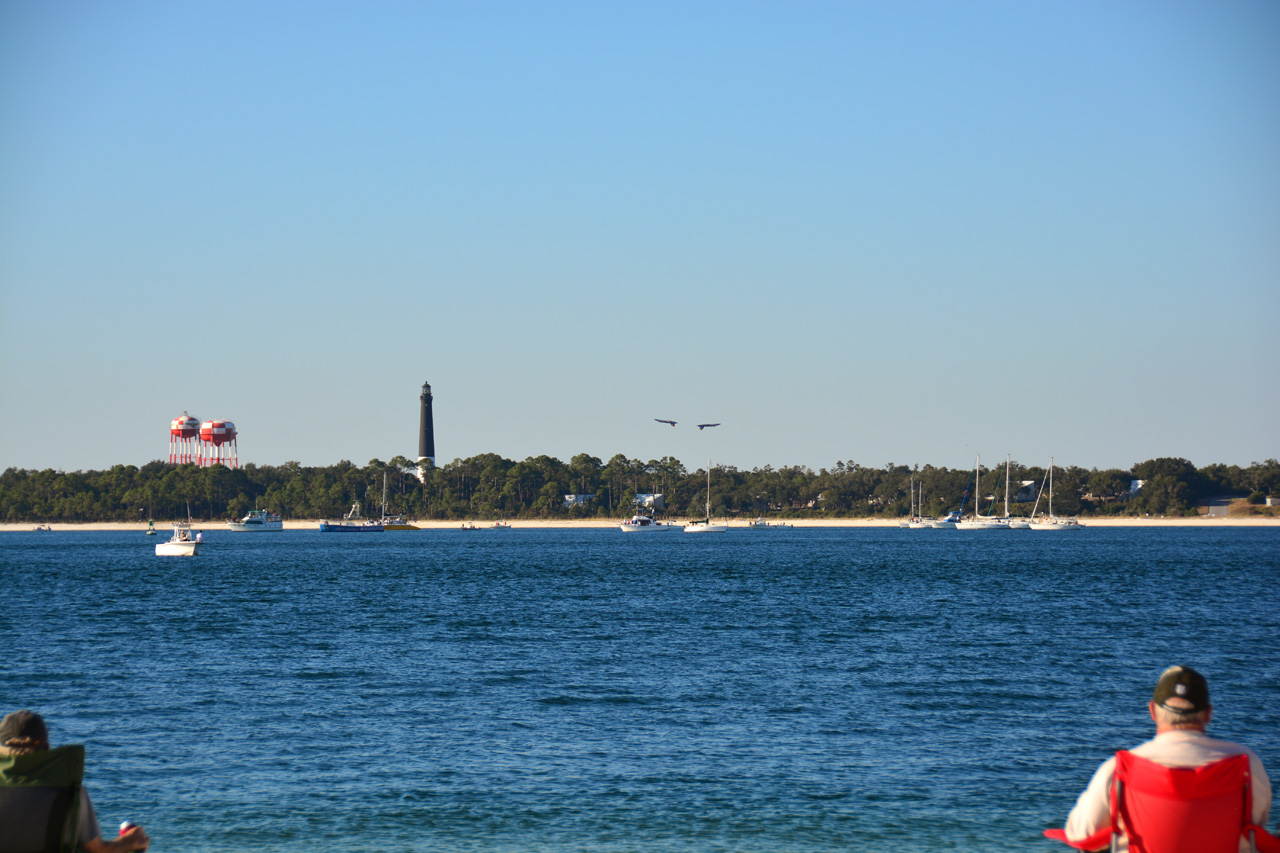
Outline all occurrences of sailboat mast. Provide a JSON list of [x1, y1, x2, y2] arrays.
[[1048, 457, 1054, 519], [706, 459, 712, 519], [1005, 454, 1011, 519], [974, 455, 981, 520]]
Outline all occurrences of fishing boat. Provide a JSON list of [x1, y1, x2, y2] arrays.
[[33, 524, 52, 532], [155, 522, 202, 556], [746, 517, 790, 529], [619, 514, 678, 532], [226, 509, 283, 532], [319, 503, 384, 532], [1030, 457, 1083, 530], [491, 520, 512, 529], [685, 459, 728, 533]]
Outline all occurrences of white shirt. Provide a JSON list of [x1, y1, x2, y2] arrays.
[[1065, 729, 1272, 853]]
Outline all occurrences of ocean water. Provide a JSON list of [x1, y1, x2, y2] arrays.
[[3, 526, 1278, 852]]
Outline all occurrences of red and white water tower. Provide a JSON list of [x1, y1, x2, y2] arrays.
[[198, 420, 239, 468], [169, 413, 201, 464]]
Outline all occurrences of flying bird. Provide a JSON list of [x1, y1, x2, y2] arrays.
[[654, 419, 677, 427], [696, 423, 721, 430]]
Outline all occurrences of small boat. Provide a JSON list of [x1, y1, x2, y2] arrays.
[[155, 523, 202, 556], [460, 522, 479, 530], [903, 478, 933, 528], [319, 503, 384, 532], [1030, 457, 1083, 531], [491, 521, 512, 529], [685, 459, 728, 533], [956, 455, 1006, 529], [33, 524, 52, 532], [996, 454, 1030, 528], [226, 509, 283, 532], [930, 510, 962, 529], [746, 517, 790, 529], [379, 473, 419, 529], [619, 514, 678, 532]]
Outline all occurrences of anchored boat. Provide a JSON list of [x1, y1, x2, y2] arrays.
[[156, 523, 202, 556], [319, 503, 384, 532], [227, 509, 283, 532]]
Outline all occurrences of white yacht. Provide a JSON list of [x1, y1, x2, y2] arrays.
[[156, 523, 202, 556], [930, 510, 962, 529], [619, 515, 678, 532], [226, 509, 283, 532], [747, 517, 790, 529]]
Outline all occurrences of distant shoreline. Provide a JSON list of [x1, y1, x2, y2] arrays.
[[4, 517, 1278, 532]]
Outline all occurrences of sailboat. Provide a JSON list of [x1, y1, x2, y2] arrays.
[[684, 459, 728, 533], [380, 472, 419, 530], [999, 454, 1030, 529], [956, 455, 1005, 529], [901, 477, 932, 528], [1029, 457, 1083, 530]]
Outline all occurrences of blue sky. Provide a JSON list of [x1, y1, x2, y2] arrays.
[[2, 1, 1277, 473]]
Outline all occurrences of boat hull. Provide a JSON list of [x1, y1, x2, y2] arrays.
[[1030, 519, 1083, 530], [956, 520, 1005, 530], [319, 522, 384, 532], [619, 517, 676, 532], [684, 522, 728, 533], [226, 521, 283, 532], [156, 541, 200, 556]]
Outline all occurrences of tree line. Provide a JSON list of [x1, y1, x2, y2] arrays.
[[1, 455, 1277, 524]]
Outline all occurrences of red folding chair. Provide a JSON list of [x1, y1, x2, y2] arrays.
[[1044, 750, 1280, 853]]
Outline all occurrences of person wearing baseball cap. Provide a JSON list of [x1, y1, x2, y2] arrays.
[[1059, 666, 1273, 851], [0, 709, 150, 852]]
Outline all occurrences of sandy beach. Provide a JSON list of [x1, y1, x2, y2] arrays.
[[4, 516, 1277, 533]]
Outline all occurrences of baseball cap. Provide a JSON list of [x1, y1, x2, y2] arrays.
[[1152, 665, 1210, 714], [0, 709, 48, 745]]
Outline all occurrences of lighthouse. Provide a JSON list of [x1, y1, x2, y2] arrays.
[[418, 380, 435, 470]]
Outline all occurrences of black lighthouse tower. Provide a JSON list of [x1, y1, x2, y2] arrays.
[[418, 380, 435, 468]]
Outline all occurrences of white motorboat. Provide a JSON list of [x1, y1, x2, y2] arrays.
[[619, 514, 678, 532], [156, 523, 202, 556], [930, 510, 961, 529], [1030, 457, 1083, 530], [747, 517, 790, 529], [226, 509, 283, 532], [685, 459, 728, 533]]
